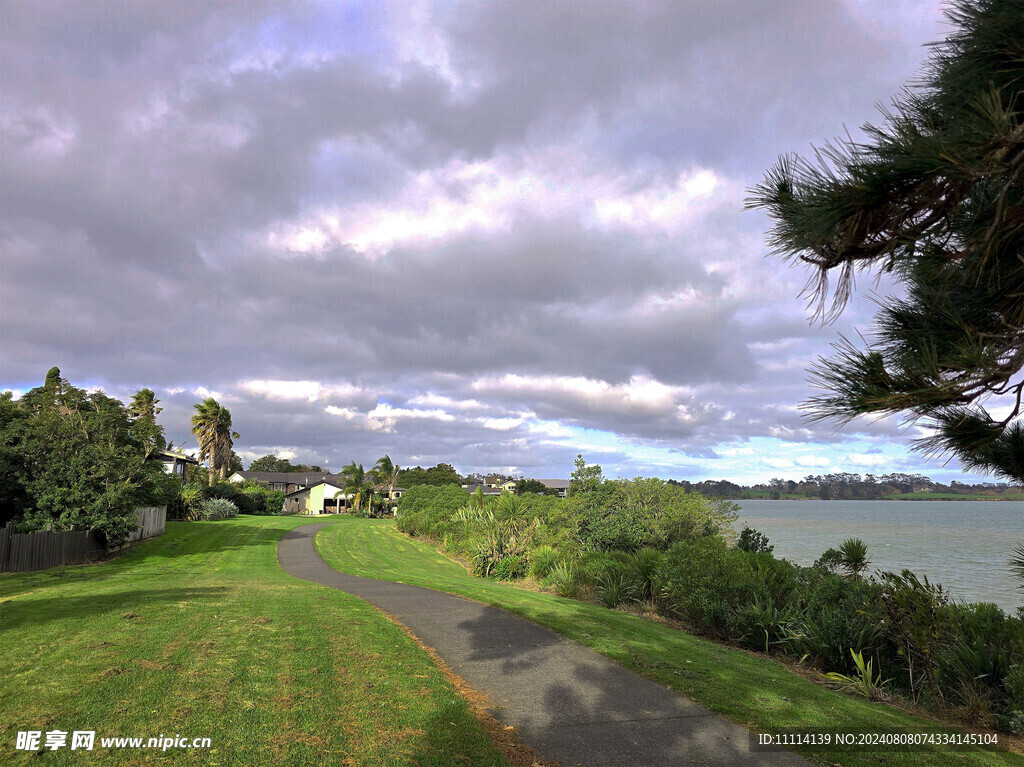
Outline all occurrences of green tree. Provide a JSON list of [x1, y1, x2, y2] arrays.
[[515, 478, 555, 495], [372, 454, 401, 497], [341, 461, 373, 514], [190, 398, 239, 486], [249, 454, 292, 472], [837, 538, 870, 580], [748, 0, 1024, 482], [399, 463, 462, 487], [0, 391, 30, 526], [128, 388, 166, 453], [3, 369, 175, 545], [568, 454, 604, 496]]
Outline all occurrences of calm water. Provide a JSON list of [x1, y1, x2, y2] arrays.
[[735, 500, 1024, 612]]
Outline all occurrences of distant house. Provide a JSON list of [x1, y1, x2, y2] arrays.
[[285, 481, 409, 516], [229, 471, 342, 495], [483, 474, 504, 488], [536, 478, 570, 498], [463, 483, 502, 496], [498, 480, 518, 493], [155, 448, 198, 478], [374, 484, 408, 502], [284, 480, 349, 515]]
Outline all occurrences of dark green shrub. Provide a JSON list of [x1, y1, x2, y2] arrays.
[[736, 596, 797, 653], [529, 545, 559, 578], [628, 547, 665, 601], [578, 550, 632, 591], [492, 555, 529, 581], [547, 561, 579, 598], [938, 603, 1024, 723], [573, 481, 736, 552], [783, 605, 884, 674], [166, 489, 189, 521], [200, 483, 260, 515], [877, 570, 952, 704], [396, 484, 469, 538], [654, 537, 759, 637], [596, 571, 639, 608], [737, 527, 774, 554]]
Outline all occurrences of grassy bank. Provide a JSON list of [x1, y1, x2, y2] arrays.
[[316, 517, 1021, 767], [0, 516, 507, 766]]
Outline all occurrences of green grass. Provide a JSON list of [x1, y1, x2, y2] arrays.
[[316, 518, 1021, 767], [0, 516, 508, 766]]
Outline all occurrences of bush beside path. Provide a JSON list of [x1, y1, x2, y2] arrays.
[[315, 517, 1022, 767]]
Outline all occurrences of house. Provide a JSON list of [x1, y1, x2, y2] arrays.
[[498, 480, 518, 493], [483, 474, 504, 488], [285, 481, 409, 516], [155, 448, 198, 478], [463, 483, 502, 497], [284, 480, 350, 515], [229, 471, 342, 495], [375, 485, 408, 502], [375, 484, 408, 514], [536, 478, 570, 498]]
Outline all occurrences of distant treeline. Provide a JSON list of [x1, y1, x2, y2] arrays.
[[670, 473, 1023, 500]]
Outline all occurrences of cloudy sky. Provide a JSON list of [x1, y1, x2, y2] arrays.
[[4, 0, 989, 483]]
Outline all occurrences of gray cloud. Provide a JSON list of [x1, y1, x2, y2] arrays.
[[1, 0, 970, 482]]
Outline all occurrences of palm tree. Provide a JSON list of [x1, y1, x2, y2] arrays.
[[129, 388, 165, 452], [341, 461, 372, 514], [837, 538, 870, 580], [191, 397, 239, 486], [128, 388, 162, 421], [372, 454, 401, 504]]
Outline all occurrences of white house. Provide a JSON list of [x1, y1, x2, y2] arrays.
[[536, 478, 570, 498]]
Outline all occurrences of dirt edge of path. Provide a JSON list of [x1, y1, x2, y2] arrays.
[[377, 609, 561, 767]]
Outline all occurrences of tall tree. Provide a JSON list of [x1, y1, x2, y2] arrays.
[[249, 454, 292, 473], [569, 454, 604, 496], [341, 461, 372, 513], [128, 388, 166, 453], [371, 454, 401, 497], [190, 398, 239, 485], [748, 0, 1024, 482]]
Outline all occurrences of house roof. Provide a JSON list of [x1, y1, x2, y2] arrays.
[[285, 479, 347, 498], [233, 471, 343, 485], [464, 483, 502, 495], [155, 449, 198, 465], [535, 478, 570, 489]]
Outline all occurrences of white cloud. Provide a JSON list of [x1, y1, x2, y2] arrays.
[[241, 379, 363, 402], [263, 150, 739, 258], [472, 373, 691, 416]]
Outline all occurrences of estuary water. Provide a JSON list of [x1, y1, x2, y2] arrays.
[[735, 499, 1024, 612]]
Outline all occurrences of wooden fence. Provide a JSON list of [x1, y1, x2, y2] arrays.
[[0, 506, 167, 573], [124, 506, 167, 545]]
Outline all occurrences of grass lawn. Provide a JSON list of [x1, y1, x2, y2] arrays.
[[0, 516, 508, 766], [316, 518, 1021, 767]]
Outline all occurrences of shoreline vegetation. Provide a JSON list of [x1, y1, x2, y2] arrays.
[[676, 475, 1023, 503], [385, 464, 1024, 748], [316, 518, 1022, 766]]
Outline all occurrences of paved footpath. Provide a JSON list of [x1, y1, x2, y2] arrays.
[[278, 523, 809, 767]]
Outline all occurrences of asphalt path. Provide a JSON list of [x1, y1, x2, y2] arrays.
[[277, 522, 809, 767]]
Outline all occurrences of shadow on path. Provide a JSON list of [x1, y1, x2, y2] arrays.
[[277, 523, 809, 767]]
